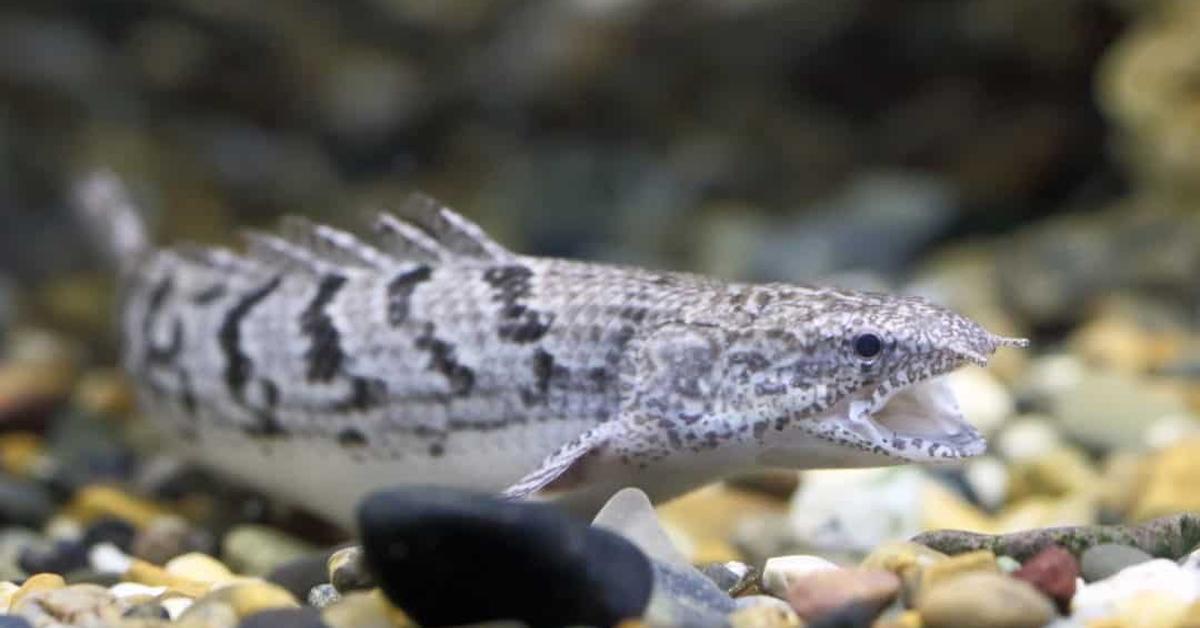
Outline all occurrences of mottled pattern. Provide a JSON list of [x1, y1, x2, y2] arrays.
[[82, 175, 1025, 523]]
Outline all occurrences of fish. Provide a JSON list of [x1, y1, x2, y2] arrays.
[[75, 172, 1027, 526]]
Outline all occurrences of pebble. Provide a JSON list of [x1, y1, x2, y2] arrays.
[[944, 366, 1014, 436], [659, 484, 786, 564], [643, 560, 736, 627], [727, 602, 804, 628], [1072, 559, 1200, 624], [0, 529, 40, 581], [1012, 545, 1078, 612], [67, 485, 167, 528], [995, 415, 1064, 462], [267, 552, 332, 602], [1047, 365, 1189, 451], [133, 515, 212, 564], [1081, 543, 1155, 582], [0, 616, 31, 628], [222, 525, 316, 577], [326, 546, 373, 593], [699, 561, 760, 596], [761, 555, 839, 598], [18, 539, 88, 575], [165, 552, 236, 585], [124, 599, 171, 619], [162, 596, 195, 620], [191, 581, 299, 618], [0, 581, 19, 612], [127, 558, 211, 598], [996, 555, 1021, 573], [10, 572, 65, 608], [359, 487, 653, 627], [90, 541, 134, 574], [306, 583, 341, 609], [174, 598, 238, 628], [1132, 437, 1200, 520], [321, 590, 410, 628], [917, 572, 1056, 628], [783, 567, 899, 623], [238, 607, 329, 628], [860, 540, 948, 574], [0, 474, 55, 529], [593, 487, 692, 569], [788, 468, 923, 553], [10, 583, 126, 626], [915, 550, 999, 601], [83, 516, 137, 552]]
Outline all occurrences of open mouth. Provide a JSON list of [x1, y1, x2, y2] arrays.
[[844, 374, 987, 461]]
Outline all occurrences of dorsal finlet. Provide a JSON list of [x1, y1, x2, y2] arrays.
[[391, 193, 513, 262], [241, 230, 334, 276], [372, 212, 447, 263], [279, 216, 395, 270]]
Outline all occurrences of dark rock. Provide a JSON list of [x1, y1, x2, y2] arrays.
[[1012, 545, 1078, 612], [238, 607, 329, 628], [0, 474, 56, 528], [267, 551, 333, 602], [18, 539, 88, 575], [83, 517, 136, 552], [911, 513, 1200, 561], [1080, 543, 1154, 583], [359, 487, 653, 628]]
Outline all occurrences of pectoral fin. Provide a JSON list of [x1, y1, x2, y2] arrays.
[[500, 421, 624, 500]]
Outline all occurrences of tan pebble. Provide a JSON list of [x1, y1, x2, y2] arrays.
[[68, 485, 168, 528], [1132, 437, 1200, 520], [222, 524, 315, 576], [0, 432, 45, 477], [201, 581, 298, 617], [323, 589, 414, 628], [11, 583, 125, 626], [175, 599, 239, 628], [915, 550, 998, 601], [786, 568, 900, 622], [871, 609, 921, 628], [728, 603, 805, 628], [861, 541, 947, 574], [74, 368, 136, 417], [917, 572, 1054, 628], [658, 485, 785, 563], [165, 552, 236, 585], [127, 558, 211, 598], [0, 580, 19, 612], [10, 572, 66, 608]]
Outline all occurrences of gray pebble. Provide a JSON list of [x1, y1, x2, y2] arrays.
[[699, 561, 759, 596], [1080, 544, 1154, 582]]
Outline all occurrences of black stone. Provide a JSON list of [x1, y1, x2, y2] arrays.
[[0, 473, 55, 528], [83, 517, 137, 552], [237, 607, 329, 628], [19, 539, 89, 575], [266, 551, 334, 602], [359, 487, 654, 628]]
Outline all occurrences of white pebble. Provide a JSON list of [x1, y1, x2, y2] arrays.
[[161, 596, 194, 620], [1071, 559, 1200, 622], [761, 555, 839, 597], [945, 366, 1014, 435], [109, 582, 167, 599], [963, 456, 1009, 511], [996, 415, 1063, 462], [90, 542, 133, 574]]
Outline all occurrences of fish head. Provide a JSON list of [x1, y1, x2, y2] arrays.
[[738, 288, 1028, 468]]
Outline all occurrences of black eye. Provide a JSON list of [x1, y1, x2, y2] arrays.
[[853, 333, 883, 359]]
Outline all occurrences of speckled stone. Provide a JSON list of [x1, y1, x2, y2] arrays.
[[306, 583, 341, 609], [10, 583, 126, 627], [133, 515, 213, 565]]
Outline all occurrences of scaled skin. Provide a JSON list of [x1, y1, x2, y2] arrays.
[[79, 174, 1026, 525]]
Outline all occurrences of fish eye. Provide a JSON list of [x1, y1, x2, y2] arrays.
[[853, 333, 883, 360]]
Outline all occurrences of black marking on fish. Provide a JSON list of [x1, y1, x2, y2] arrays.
[[414, 324, 475, 397], [191, 284, 228, 305], [338, 428, 368, 447], [338, 377, 388, 412], [386, 265, 432, 326], [219, 276, 282, 402], [301, 274, 348, 382], [484, 264, 553, 343]]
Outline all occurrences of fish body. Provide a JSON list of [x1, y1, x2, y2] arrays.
[[77, 174, 1026, 525]]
